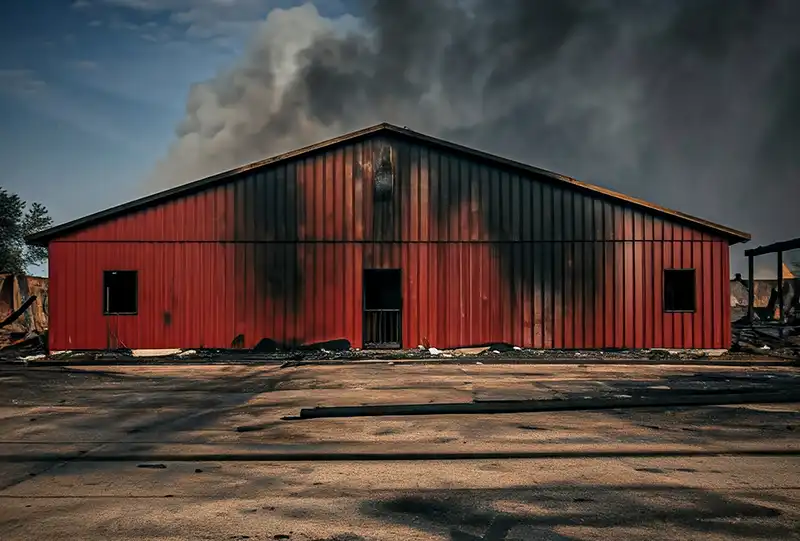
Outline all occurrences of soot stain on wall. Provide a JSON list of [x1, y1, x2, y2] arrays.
[[230, 133, 627, 346], [421, 138, 609, 326], [371, 141, 397, 242], [233, 162, 304, 313]]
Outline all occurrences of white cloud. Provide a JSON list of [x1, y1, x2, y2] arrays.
[[104, 16, 179, 43], [99, 0, 257, 11], [72, 0, 91, 9], [0, 70, 47, 96], [98, 0, 185, 8], [20, 87, 146, 151], [72, 60, 100, 70], [95, 0, 284, 41], [0, 69, 140, 148], [0, 69, 147, 150], [88, 19, 103, 27]]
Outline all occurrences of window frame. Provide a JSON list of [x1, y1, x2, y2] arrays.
[[102, 270, 139, 316], [662, 268, 697, 313]]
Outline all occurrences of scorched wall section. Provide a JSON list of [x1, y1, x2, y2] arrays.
[[47, 133, 732, 350]]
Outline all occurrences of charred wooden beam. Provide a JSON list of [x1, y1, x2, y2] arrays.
[[745, 237, 800, 257], [748, 255, 755, 324], [778, 250, 785, 323], [0, 296, 36, 328]]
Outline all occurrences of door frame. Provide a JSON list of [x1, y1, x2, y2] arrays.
[[362, 268, 403, 349]]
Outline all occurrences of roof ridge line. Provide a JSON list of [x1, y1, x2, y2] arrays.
[[27, 122, 750, 246]]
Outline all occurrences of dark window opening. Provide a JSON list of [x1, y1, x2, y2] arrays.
[[103, 271, 138, 315], [364, 269, 401, 310], [664, 269, 696, 312], [363, 269, 402, 348]]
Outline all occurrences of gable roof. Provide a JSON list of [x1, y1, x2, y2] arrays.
[[27, 122, 751, 246]]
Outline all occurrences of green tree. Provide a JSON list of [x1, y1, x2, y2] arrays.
[[0, 187, 52, 274]]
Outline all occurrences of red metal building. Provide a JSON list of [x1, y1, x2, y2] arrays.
[[29, 123, 750, 351]]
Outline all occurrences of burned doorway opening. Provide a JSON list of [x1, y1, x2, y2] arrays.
[[363, 269, 402, 348]]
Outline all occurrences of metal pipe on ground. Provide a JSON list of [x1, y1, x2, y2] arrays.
[[297, 391, 800, 419], [1, 448, 799, 463]]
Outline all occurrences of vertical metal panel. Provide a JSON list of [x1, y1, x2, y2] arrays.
[[692, 232, 703, 349], [49, 134, 735, 351], [712, 240, 723, 349], [722, 241, 732, 348], [593, 200, 604, 348], [633, 214, 644, 349]]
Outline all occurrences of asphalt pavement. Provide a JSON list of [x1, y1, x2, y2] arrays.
[[0, 362, 798, 540]]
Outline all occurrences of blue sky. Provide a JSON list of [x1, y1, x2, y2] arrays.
[[0, 0, 351, 238]]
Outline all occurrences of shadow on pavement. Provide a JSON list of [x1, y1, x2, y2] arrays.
[[361, 483, 791, 540], [0, 365, 297, 484]]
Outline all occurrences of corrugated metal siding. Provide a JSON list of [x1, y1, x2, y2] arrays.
[[49, 135, 732, 350]]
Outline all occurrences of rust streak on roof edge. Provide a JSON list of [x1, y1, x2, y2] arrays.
[[27, 122, 751, 246]]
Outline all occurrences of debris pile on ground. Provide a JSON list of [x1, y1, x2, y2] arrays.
[[2, 338, 780, 365], [732, 325, 800, 361], [0, 332, 47, 361], [730, 271, 799, 326], [0, 273, 49, 356]]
